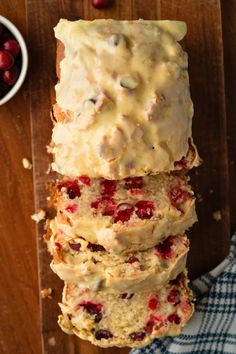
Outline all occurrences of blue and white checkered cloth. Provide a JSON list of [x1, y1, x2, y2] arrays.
[[131, 233, 236, 354]]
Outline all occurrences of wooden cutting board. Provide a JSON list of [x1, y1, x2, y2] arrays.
[[27, 1, 230, 353]]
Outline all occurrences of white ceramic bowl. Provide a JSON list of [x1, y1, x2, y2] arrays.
[[0, 16, 28, 105]]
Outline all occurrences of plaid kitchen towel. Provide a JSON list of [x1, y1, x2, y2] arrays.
[[131, 233, 236, 354]]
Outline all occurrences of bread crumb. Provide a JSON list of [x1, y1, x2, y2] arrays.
[[213, 210, 222, 221], [31, 209, 46, 223], [46, 145, 53, 153], [46, 163, 51, 174], [48, 337, 56, 346], [41, 288, 52, 299], [196, 193, 203, 203], [209, 189, 214, 194], [22, 158, 32, 170]]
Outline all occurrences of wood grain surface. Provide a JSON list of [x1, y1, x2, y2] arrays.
[[0, 1, 235, 353], [0, 1, 41, 354]]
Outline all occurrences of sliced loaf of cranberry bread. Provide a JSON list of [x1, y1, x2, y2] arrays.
[[46, 221, 189, 292], [58, 272, 194, 348], [51, 19, 200, 179], [50, 173, 197, 254]]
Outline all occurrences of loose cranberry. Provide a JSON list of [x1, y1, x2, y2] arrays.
[[145, 320, 155, 334], [69, 243, 81, 251], [79, 301, 102, 315], [65, 204, 78, 213], [102, 198, 116, 216], [0, 50, 14, 70], [167, 287, 180, 304], [167, 314, 181, 324], [155, 237, 174, 259], [130, 331, 146, 341], [126, 256, 139, 264], [87, 242, 106, 252], [55, 242, 62, 251], [125, 177, 144, 190], [95, 329, 113, 340], [135, 200, 155, 219], [92, 0, 111, 9], [100, 179, 116, 197], [78, 175, 91, 186], [168, 186, 190, 205], [120, 293, 134, 300], [114, 203, 134, 223], [148, 297, 159, 310], [57, 180, 81, 199], [3, 39, 20, 57]]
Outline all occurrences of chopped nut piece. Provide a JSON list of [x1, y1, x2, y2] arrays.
[[145, 92, 165, 120], [97, 127, 125, 161], [109, 33, 126, 47], [120, 75, 139, 90], [83, 99, 96, 112], [212, 210, 222, 222], [95, 92, 113, 112], [31, 209, 46, 223], [22, 158, 32, 170], [41, 288, 52, 299]]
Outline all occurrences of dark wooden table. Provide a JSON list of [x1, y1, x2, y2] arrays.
[[0, 1, 236, 353]]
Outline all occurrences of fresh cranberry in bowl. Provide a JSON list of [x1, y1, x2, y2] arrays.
[[0, 50, 14, 70], [0, 16, 28, 105], [3, 65, 19, 85], [3, 39, 20, 57]]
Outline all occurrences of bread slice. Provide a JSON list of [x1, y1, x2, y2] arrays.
[[50, 19, 200, 179], [49, 173, 197, 254], [46, 221, 189, 292], [58, 272, 194, 348]]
